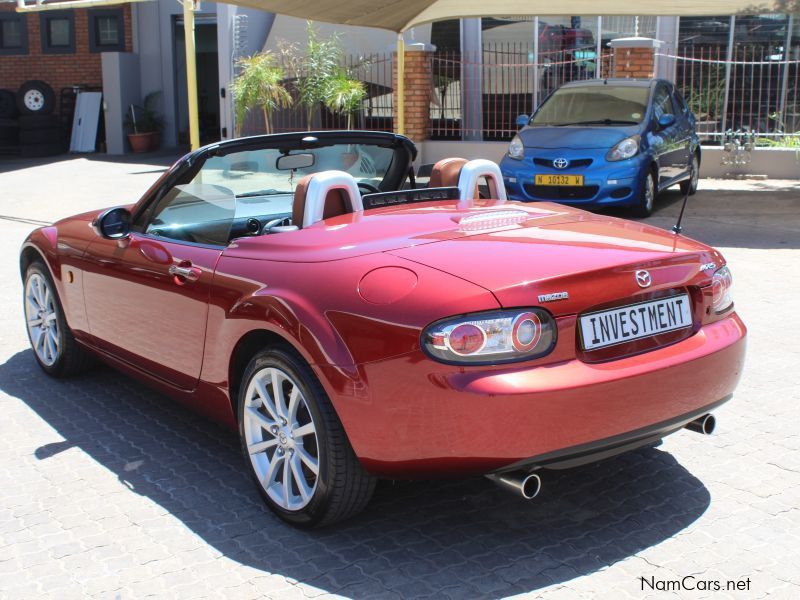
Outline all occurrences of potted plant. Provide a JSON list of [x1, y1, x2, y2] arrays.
[[230, 52, 292, 136], [124, 92, 164, 153]]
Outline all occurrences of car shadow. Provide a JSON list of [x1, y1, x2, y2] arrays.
[[0, 350, 711, 598], [594, 187, 800, 250]]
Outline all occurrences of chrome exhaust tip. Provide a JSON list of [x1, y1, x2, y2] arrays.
[[485, 471, 542, 500], [685, 413, 716, 435]]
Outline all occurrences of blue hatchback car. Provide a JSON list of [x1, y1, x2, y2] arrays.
[[500, 79, 700, 216]]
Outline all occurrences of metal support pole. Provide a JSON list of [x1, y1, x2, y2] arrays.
[[461, 18, 483, 141], [396, 33, 405, 136], [720, 16, 736, 136], [183, 0, 200, 150], [778, 14, 794, 132], [596, 16, 602, 79], [533, 17, 539, 110]]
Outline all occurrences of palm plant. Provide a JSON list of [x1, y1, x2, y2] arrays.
[[279, 23, 365, 131], [323, 74, 366, 129], [230, 52, 292, 136]]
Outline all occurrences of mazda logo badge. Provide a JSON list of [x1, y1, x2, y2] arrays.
[[635, 270, 652, 288], [553, 158, 569, 169]]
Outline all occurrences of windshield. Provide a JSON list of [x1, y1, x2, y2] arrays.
[[530, 86, 650, 127], [191, 143, 396, 221]]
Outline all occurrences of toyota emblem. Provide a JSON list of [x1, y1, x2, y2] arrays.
[[635, 270, 652, 288], [553, 158, 569, 169]]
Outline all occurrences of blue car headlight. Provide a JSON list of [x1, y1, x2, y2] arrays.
[[606, 136, 640, 161], [507, 135, 524, 160]]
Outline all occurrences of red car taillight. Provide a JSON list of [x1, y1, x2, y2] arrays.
[[711, 265, 733, 313], [422, 308, 557, 365]]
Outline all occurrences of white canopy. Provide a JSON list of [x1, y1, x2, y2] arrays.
[[225, 0, 798, 32]]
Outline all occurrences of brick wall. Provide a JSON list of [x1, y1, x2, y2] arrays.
[[612, 47, 656, 79], [392, 49, 433, 142], [0, 4, 132, 115]]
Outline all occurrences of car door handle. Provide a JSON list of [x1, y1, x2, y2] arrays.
[[169, 263, 201, 282]]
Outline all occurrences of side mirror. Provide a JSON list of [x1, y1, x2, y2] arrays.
[[93, 207, 132, 239], [657, 114, 676, 129], [515, 114, 530, 128]]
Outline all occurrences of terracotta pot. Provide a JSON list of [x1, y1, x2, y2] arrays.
[[147, 131, 161, 150], [127, 132, 152, 153]]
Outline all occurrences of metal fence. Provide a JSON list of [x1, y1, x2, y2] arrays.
[[672, 44, 800, 146], [431, 45, 613, 141], [242, 42, 799, 148]]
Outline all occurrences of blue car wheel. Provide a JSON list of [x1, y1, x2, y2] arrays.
[[633, 170, 656, 218]]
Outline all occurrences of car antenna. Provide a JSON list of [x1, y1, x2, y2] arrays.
[[672, 179, 692, 235]]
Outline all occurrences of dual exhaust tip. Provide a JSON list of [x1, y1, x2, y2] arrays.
[[486, 413, 716, 500]]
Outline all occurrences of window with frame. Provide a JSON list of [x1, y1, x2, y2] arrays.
[[0, 14, 28, 55], [89, 8, 124, 52], [40, 11, 75, 54], [653, 86, 676, 120]]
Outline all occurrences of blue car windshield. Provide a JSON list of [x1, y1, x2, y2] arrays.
[[530, 86, 650, 127]]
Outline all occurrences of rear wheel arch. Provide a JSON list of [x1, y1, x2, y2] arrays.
[[228, 329, 317, 418]]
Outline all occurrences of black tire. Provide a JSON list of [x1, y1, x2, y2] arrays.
[[18, 114, 60, 130], [21, 142, 66, 158], [679, 153, 700, 196], [17, 80, 56, 115], [633, 170, 656, 218], [23, 261, 94, 378], [20, 128, 61, 145], [0, 126, 19, 144], [0, 89, 17, 119], [238, 346, 376, 528]]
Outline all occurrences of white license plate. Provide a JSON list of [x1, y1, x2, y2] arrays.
[[579, 294, 692, 351]]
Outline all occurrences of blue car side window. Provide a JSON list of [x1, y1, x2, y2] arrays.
[[653, 87, 675, 121]]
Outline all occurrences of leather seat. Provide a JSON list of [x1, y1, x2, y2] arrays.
[[429, 157, 468, 188], [292, 174, 351, 228]]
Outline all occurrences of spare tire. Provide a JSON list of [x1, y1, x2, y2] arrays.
[[0, 126, 19, 145], [21, 141, 66, 158], [0, 89, 17, 119], [20, 128, 62, 146], [17, 80, 56, 115], [18, 114, 60, 130]]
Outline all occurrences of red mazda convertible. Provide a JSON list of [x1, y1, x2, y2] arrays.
[[20, 131, 746, 527]]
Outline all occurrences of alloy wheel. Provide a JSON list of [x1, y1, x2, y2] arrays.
[[243, 367, 320, 511], [24, 273, 61, 366], [644, 174, 655, 212]]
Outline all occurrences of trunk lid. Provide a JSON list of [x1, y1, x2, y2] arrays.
[[388, 210, 720, 315]]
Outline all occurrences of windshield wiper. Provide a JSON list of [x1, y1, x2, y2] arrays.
[[556, 119, 639, 126], [236, 189, 293, 198]]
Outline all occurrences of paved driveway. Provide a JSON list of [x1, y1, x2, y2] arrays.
[[1, 156, 799, 599]]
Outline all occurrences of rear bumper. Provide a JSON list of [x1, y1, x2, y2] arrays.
[[325, 313, 746, 478], [498, 394, 730, 473]]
